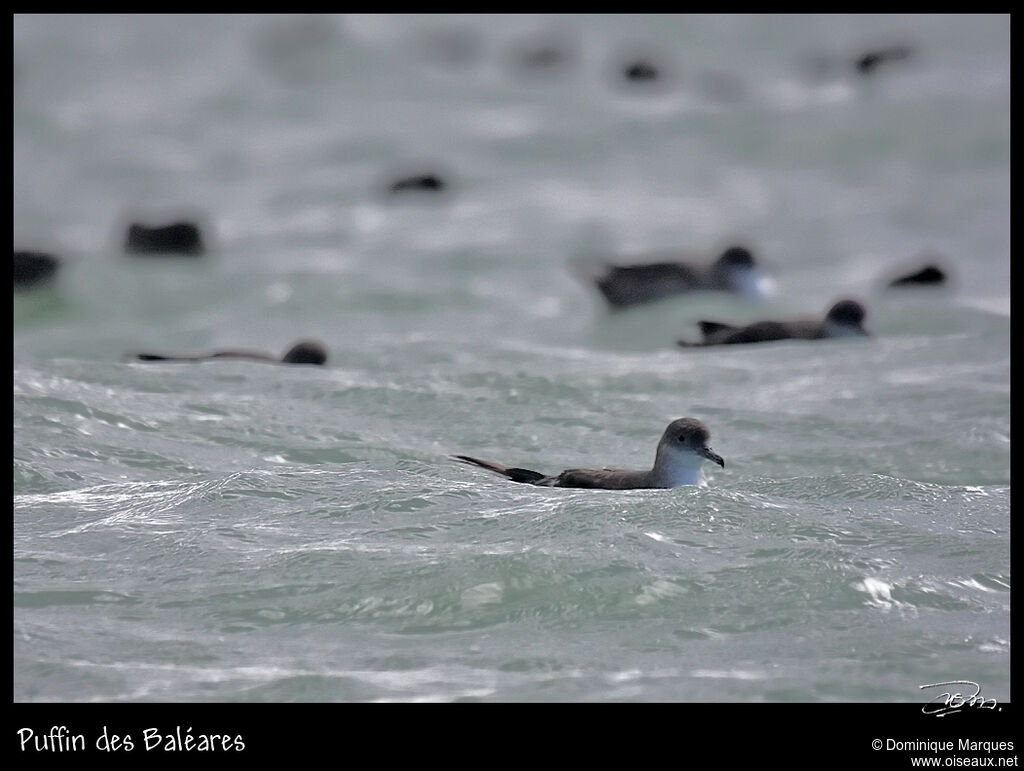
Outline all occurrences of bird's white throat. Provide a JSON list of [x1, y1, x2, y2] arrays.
[[656, 447, 710, 487]]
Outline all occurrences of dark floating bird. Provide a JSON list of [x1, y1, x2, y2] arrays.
[[580, 245, 772, 309], [129, 340, 328, 366], [678, 299, 869, 348], [854, 44, 912, 75], [609, 47, 675, 93], [453, 417, 724, 489], [888, 264, 947, 288], [14, 250, 60, 290], [124, 221, 205, 256], [388, 174, 447, 194], [623, 58, 661, 82]]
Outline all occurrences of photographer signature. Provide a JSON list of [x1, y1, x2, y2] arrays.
[[919, 680, 999, 717]]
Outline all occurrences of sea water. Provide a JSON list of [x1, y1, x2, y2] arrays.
[[14, 14, 1009, 703]]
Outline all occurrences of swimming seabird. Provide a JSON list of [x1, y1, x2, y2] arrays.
[[124, 221, 205, 255], [581, 246, 771, 309], [388, 173, 446, 194], [14, 250, 60, 290], [677, 299, 869, 347], [854, 44, 912, 75], [623, 58, 660, 82], [453, 417, 724, 489], [887, 264, 947, 288], [128, 340, 327, 365]]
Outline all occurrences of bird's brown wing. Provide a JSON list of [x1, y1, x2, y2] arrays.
[[595, 262, 701, 307], [553, 468, 658, 489]]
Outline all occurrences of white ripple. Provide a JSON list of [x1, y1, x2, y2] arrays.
[[855, 577, 909, 611], [460, 582, 505, 609], [691, 669, 767, 681]]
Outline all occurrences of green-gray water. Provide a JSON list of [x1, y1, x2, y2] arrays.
[[14, 14, 1009, 703]]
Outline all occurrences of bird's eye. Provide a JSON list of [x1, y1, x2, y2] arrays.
[[678, 435, 687, 443]]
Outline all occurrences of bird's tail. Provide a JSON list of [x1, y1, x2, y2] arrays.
[[451, 455, 547, 484], [698, 320, 737, 338], [127, 352, 207, 362], [676, 320, 738, 347]]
